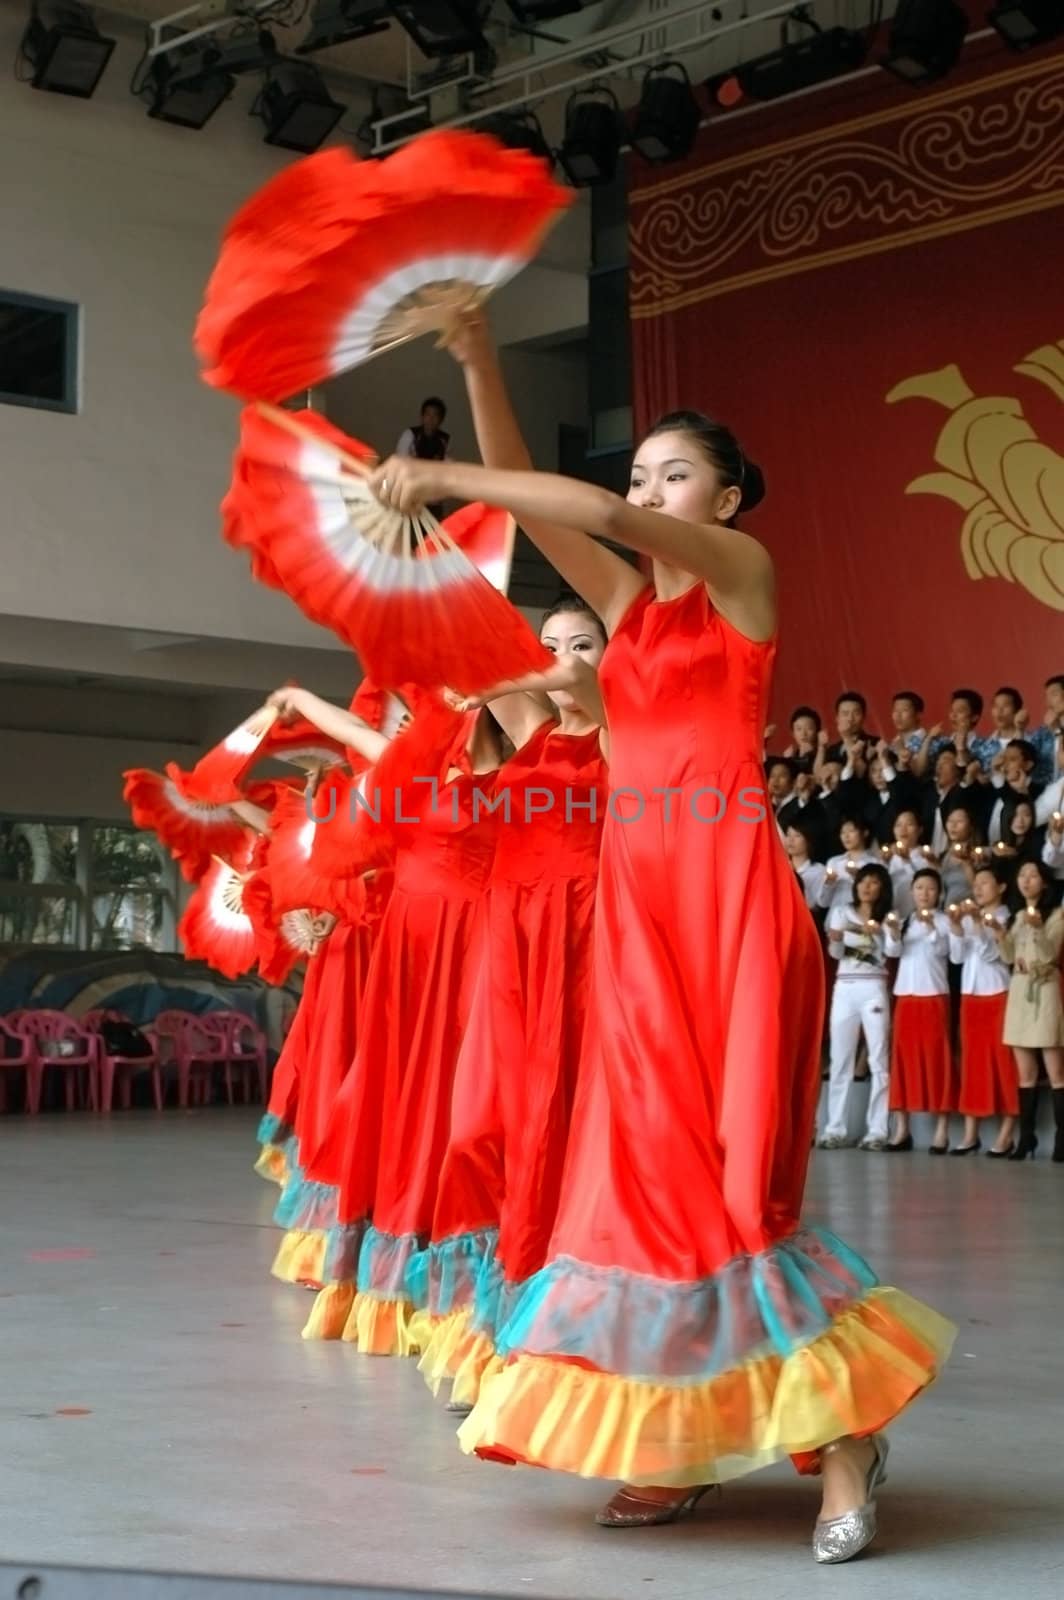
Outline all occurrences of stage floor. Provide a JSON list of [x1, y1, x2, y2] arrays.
[[2, 1110, 1060, 1600]]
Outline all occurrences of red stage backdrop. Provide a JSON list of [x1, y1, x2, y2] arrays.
[[628, 36, 1064, 733]]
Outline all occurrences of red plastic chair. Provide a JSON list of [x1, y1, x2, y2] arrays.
[[204, 1011, 269, 1104], [0, 1015, 43, 1114], [82, 1010, 164, 1113], [12, 1012, 97, 1112]]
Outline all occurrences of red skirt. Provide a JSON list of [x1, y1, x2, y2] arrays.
[[889, 995, 954, 1112], [958, 993, 1018, 1117]]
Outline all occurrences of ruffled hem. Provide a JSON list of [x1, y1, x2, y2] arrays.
[[406, 1228, 498, 1318], [273, 1171, 339, 1235], [458, 1285, 955, 1486], [302, 1284, 422, 1354], [254, 1144, 289, 1187], [257, 1112, 292, 1146], [413, 1307, 497, 1406], [271, 1229, 327, 1288]]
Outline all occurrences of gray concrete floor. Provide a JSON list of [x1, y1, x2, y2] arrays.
[[2, 1110, 1062, 1599]]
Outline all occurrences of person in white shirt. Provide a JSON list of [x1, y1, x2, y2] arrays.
[[883, 870, 954, 1154], [820, 864, 894, 1151], [783, 821, 827, 912], [816, 819, 881, 915], [947, 867, 1017, 1158], [882, 809, 938, 918], [1043, 809, 1064, 880]]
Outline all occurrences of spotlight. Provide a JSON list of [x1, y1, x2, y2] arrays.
[[734, 27, 867, 101], [479, 110, 553, 165], [254, 61, 346, 153], [881, 0, 969, 84], [298, 0, 392, 55], [558, 90, 621, 188], [19, 2, 115, 98], [386, 0, 489, 58], [988, 0, 1064, 49], [503, 0, 582, 21], [144, 42, 235, 130], [630, 63, 701, 165]]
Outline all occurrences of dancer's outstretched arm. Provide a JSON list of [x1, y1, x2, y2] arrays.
[[369, 454, 774, 640], [266, 686, 391, 765]]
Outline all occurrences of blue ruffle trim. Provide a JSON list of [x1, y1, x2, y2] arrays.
[[257, 1112, 292, 1147], [493, 1224, 879, 1382], [406, 1227, 499, 1316], [273, 1163, 339, 1235]]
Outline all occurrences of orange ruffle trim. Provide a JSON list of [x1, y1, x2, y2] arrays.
[[458, 1286, 955, 1488], [271, 1229, 326, 1288], [301, 1282, 421, 1355], [254, 1145, 289, 1187], [411, 1308, 497, 1408]]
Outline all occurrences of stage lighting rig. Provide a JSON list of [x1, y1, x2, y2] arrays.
[[18, 2, 115, 98], [881, 0, 969, 84], [630, 63, 701, 164], [558, 89, 621, 188], [253, 60, 346, 152], [478, 108, 553, 164], [387, 0, 490, 59], [987, 0, 1064, 49], [298, 0, 392, 55]]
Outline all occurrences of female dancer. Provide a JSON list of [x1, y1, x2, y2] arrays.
[[289, 695, 505, 1347], [366, 323, 953, 1561], [410, 594, 608, 1409]]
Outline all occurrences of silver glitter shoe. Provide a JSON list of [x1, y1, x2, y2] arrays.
[[812, 1435, 889, 1564]]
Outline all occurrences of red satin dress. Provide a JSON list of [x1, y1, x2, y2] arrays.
[[460, 584, 954, 1487], [300, 722, 498, 1351], [411, 721, 607, 1400]]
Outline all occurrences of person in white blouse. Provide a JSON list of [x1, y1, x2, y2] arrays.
[[883, 870, 954, 1154], [881, 809, 938, 919], [820, 864, 894, 1151], [947, 868, 1017, 1158], [783, 821, 827, 912], [816, 819, 881, 916]]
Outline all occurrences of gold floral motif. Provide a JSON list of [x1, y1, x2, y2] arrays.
[[630, 56, 1064, 313], [886, 343, 1064, 613]]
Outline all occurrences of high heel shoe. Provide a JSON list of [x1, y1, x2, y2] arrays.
[[1008, 1135, 1038, 1161], [813, 1435, 889, 1565], [884, 1135, 913, 1152], [986, 1143, 1015, 1159], [950, 1139, 982, 1156], [1010, 1086, 1039, 1160], [595, 1483, 718, 1528], [928, 1142, 949, 1155]]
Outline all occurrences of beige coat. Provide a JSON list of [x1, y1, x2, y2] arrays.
[[1002, 908, 1064, 1049]]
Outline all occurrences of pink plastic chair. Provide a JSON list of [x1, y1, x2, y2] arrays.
[[12, 1012, 97, 1112], [82, 1010, 164, 1113], [153, 1010, 225, 1109], [0, 1015, 43, 1114], [204, 1011, 269, 1104]]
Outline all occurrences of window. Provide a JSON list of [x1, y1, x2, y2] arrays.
[[0, 290, 79, 414], [0, 818, 178, 952]]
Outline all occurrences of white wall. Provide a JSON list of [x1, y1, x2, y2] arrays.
[[1, 15, 589, 649]]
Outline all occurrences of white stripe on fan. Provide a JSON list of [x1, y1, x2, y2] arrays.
[[330, 252, 524, 369]]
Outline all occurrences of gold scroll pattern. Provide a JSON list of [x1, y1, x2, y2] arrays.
[[886, 342, 1064, 613], [629, 55, 1064, 315]]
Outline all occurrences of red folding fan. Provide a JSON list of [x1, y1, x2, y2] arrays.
[[224, 404, 548, 694], [197, 132, 573, 401], [169, 705, 348, 809], [178, 855, 259, 979], [123, 768, 250, 883]]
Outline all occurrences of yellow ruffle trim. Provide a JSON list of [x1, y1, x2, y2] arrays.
[[458, 1286, 956, 1488], [412, 1308, 497, 1408], [254, 1145, 289, 1186], [271, 1229, 327, 1288], [301, 1283, 421, 1355]]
